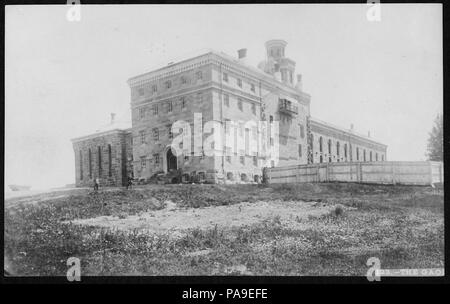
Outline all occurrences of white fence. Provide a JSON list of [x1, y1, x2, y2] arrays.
[[267, 161, 444, 186]]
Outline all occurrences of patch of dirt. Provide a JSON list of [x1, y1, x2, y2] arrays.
[[65, 200, 338, 235]]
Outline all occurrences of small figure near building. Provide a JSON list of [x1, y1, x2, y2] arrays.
[[126, 176, 133, 190], [94, 178, 99, 191]]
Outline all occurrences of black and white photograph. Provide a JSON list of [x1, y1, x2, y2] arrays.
[[3, 2, 445, 286]]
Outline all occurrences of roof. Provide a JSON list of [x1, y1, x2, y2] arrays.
[[126, 48, 310, 100], [71, 120, 132, 143], [310, 117, 387, 148]]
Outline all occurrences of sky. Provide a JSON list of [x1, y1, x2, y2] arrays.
[[5, 4, 443, 189]]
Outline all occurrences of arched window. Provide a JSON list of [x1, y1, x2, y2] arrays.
[[328, 139, 332, 162], [336, 141, 340, 162], [79, 150, 83, 180], [363, 149, 366, 162], [356, 147, 359, 161], [98, 146, 102, 176], [108, 144, 112, 177], [88, 149, 92, 178], [319, 136, 323, 163], [344, 143, 348, 161], [349, 144, 353, 161]]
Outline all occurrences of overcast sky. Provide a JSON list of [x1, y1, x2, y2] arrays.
[[5, 4, 442, 189]]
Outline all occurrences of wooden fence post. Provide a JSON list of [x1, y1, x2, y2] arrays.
[[392, 162, 396, 185]]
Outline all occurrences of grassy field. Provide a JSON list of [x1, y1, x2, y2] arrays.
[[4, 183, 444, 276]]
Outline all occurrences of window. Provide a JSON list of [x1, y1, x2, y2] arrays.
[[298, 144, 302, 158], [138, 88, 144, 96], [328, 139, 332, 162], [97, 146, 102, 176], [152, 84, 157, 93], [108, 144, 112, 177], [356, 147, 359, 161], [167, 101, 172, 113], [167, 124, 173, 139], [250, 83, 255, 93], [344, 144, 348, 160], [252, 156, 258, 166], [184, 154, 189, 161], [153, 128, 159, 141], [196, 71, 203, 80], [197, 93, 203, 103], [181, 76, 187, 84], [181, 97, 186, 110], [224, 94, 229, 107], [79, 150, 83, 180], [269, 115, 273, 123], [300, 125, 305, 139], [88, 149, 92, 178], [238, 99, 243, 111], [336, 142, 340, 162], [223, 72, 228, 82], [141, 157, 146, 170], [240, 155, 245, 165], [139, 108, 145, 119], [376, 153, 378, 161], [271, 160, 275, 168], [237, 78, 242, 88], [152, 104, 158, 115], [382, 155, 384, 161], [165, 80, 172, 89], [349, 144, 353, 161], [251, 103, 256, 115], [319, 136, 323, 163], [363, 149, 366, 162], [139, 130, 145, 144], [370, 151, 373, 162], [154, 154, 160, 165]]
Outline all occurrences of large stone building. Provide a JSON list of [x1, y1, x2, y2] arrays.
[[72, 40, 387, 186]]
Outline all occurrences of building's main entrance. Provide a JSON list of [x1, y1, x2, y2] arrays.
[[166, 148, 177, 172]]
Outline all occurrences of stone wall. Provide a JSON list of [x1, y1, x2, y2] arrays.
[[72, 130, 132, 187]]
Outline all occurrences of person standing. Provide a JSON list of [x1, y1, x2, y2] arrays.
[[126, 176, 133, 190], [94, 178, 99, 191]]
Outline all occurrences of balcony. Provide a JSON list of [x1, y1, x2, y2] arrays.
[[278, 98, 298, 115]]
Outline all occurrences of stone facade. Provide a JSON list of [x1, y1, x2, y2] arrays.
[[309, 118, 387, 164], [72, 39, 387, 186], [72, 129, 133, 187]]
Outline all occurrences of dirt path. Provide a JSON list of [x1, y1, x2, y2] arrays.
[[65, 200, 338, 235]]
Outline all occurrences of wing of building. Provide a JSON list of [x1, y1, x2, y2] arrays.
[[71, 40, 387, 186]]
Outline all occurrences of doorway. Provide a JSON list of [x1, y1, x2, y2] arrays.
[[166, 147, 177, 172]]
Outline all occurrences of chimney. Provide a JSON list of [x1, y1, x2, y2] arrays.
[[237, 48, 247, 65], [237, 48, 247, 60], [110, 113, 116, 124], [295, 74, 303, 90]]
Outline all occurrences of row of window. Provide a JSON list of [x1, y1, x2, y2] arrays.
[[311, 135, 384, 163], [137, 71, 204, 97], [222, 72, 256, 93], [223, 94, 257, 115], [79, 145, 113, 180], [138, 95, 194, 119]]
